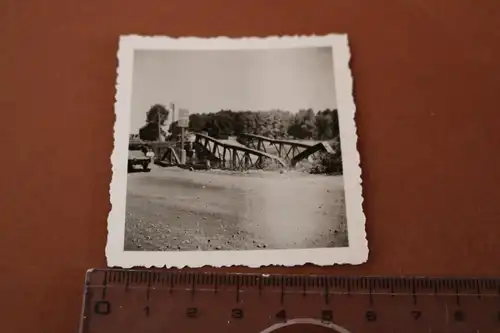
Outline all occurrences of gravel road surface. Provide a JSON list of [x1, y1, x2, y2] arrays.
[[124, 166, 348, 251]]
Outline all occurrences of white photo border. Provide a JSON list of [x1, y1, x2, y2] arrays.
[[107, 34, 367, 268]]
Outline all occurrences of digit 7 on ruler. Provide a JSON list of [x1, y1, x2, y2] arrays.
[[79, 269, 500, 333]]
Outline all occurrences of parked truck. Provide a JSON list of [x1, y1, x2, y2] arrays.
[[128, 141, 153, 172]]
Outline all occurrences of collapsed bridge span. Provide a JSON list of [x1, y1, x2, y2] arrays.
[[236, 133, 336, 166], [193, 133, 287, 170]]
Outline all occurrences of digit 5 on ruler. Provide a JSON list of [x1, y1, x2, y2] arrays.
[[79, 269, 500, 333]]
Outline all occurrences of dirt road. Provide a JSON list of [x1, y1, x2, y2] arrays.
[[124, 166, 348, 251]]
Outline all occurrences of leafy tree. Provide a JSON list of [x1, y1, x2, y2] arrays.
[[214, 110, 235, 136], [189, 114, 209, 132], [315, 109, 339, 140], [146, 104, 170, 125], [287, 109, 315, 139], [203, 118, 221, 138], [139, 104, 170, 141], [139, 123, 168, 141]]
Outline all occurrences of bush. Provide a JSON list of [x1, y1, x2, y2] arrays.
[[309, 151, 343, 175]]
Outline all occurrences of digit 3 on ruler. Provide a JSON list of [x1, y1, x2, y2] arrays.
[[79, 269, 500, 333]]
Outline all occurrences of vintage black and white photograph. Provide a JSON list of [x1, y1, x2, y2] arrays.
[[107, 35, 366, 267]]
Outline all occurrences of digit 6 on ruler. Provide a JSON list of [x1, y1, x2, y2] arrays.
[[186, 307, 198, 318], [321, 309, 333, 322], [275, 309, 286, 322], [231, 308, 244, 319]]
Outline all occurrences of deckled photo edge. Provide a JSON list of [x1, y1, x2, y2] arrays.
[[106, 34, 367, 269], [331, 36, 368, 263]]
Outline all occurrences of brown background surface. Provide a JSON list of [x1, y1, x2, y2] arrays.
[[1, 0, 500, 332]]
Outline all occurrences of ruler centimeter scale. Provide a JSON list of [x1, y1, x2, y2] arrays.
[[79, 269, 500, 333]]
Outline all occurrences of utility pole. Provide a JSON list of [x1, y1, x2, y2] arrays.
[[170, 102, 175, 141], [171, 102, 185, 164], [180, 119, 186, 165], [171, 103, 176, 120], [157, 107, 162, 142]]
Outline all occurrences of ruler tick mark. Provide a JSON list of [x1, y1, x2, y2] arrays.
[[125, 272, 130, 291], [280, 276, 285, 305], [368, 284, 373, 306], [324, 280, 330, 305], [101, 271, 108, 299], [412, 280, 417, 305], [146, 275, 152, 301], [236, 277, 241, 303], [191, 278, 196, 300]]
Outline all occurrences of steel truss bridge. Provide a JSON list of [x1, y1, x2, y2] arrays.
[[236, 133, 336, 167], [152, 132, 336, 171]]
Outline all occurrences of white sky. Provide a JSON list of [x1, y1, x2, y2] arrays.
[[129, 47, 336, 134]]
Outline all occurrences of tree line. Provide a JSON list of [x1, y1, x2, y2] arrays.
[[137, 104, 341, 142]]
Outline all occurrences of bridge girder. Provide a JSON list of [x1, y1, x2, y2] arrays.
[[236, 133, 334, 166]]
